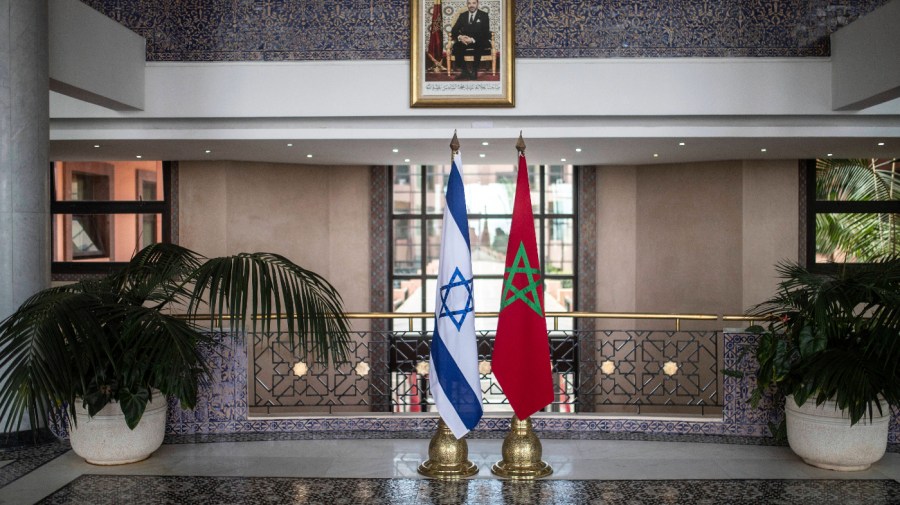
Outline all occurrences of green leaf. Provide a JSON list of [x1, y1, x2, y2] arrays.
[[797, 326, 826, 358], [792, 382, 815, 407], [118, 387, 150, 430], [767, 420, 787, 442], [746, 325, 766, 335]]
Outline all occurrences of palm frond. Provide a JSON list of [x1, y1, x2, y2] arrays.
[[0, 243, 351, 432], [111, 243, 206, 308], [0, 289, 111, 433], [186, 252, 350, 363]]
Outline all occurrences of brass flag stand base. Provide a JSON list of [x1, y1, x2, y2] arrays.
[[417, 419, 479, 479], [491, 416, 553, 479]]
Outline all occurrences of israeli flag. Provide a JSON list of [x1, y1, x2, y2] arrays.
[[430, 152, 483, 439]]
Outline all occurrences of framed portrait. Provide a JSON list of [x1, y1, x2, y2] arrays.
[[410, 0, 515, 108]]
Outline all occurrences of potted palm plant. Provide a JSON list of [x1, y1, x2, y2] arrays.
[[741, 257, 900, 471], [0, 243, 350, 464]]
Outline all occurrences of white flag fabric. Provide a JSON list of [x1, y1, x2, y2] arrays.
[[429, 152, 483, 439]]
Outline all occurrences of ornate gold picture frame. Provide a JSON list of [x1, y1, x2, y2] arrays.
[[410, 0, 515, 108]]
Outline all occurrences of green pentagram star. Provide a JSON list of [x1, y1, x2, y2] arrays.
[[500, 242, 543, 316]]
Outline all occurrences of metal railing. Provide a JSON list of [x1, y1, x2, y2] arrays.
[[240, 311, 741, 417], [189, 311, 723, 329]]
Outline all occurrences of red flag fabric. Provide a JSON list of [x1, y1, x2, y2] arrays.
[[492, 153, 555, 420], [426, 0, 443, 68]]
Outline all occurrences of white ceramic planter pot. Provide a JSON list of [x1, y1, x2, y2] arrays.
[[785, 394, 890, 471], [68, 392, 167, 465]]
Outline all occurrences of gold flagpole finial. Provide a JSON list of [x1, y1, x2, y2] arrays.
[[450, 130, 460, 156], [516, 131, 526, 154]]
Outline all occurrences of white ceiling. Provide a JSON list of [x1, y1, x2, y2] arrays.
[[49, 135, 900, 167]]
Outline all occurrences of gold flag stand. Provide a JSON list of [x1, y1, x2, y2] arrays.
[[417, 418, 479, 479], [490, 416, 553, 479]]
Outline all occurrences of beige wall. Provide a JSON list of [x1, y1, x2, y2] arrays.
[[741, 160, 800, 310], [178, 161, 371, 314], [177, 158, 799, 330], [595, 160, 800, 330], [595, 165, 638, 328]]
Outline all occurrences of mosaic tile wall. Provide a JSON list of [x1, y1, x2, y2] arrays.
[[80, 0, 890, 61], [44, 331, 899, 442], [44, 332, 888, 441]]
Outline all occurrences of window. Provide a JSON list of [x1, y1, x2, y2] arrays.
[[391, 164, 576, 331], [70, 170, 112, 259], [52, 161, 172, 276], [806, 158, 900, 267]]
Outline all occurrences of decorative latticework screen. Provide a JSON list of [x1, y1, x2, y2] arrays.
[[249, 329, 720, 417]]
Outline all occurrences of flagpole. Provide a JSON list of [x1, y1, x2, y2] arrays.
[[426, 0, 446, 71], [417, 130, 479, 479], [491, 132, 553, 479]]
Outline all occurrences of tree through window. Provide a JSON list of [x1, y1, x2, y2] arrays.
[[808, 158, 900, 266]]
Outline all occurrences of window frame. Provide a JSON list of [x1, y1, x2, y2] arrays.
[[804, 158, 900, 271], [51, 160, 173, 277], [389, 164, 578, 328]]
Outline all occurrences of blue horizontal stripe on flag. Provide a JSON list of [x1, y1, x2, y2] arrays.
[[446, 162, 470, 251], [432, 328, 482, 430]]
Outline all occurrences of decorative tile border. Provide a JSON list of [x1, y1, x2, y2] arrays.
[[39, 475, 900, 505], [80, 0, 890, 61], [0, 437, 70, 489], [162, 430, 787, 446], [576, 166, 596, 318], [369, 166, 391, 315], [47, 331, 898, 447], [368, 166, 392, 412]]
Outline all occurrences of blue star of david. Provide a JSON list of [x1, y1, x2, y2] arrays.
[[439, 267, 474, 332]]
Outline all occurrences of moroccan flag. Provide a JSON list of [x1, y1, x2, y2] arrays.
[[426, 0, 443, 68], [492, 154, 554, 420], [430, 150, 483, 439]]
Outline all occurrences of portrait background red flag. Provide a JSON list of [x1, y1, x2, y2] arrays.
[[427, 0, 443, 68], [491, 154, 555, 420]]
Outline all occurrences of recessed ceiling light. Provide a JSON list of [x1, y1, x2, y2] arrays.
[[561, 158, 567, 162], [678, 142, 685, 146], [392, 148, 399, 153], [760, 148, 767, 152], [877, 142, 885, 146], [404, 158, 410, 163], [287, 143, 293, 147], [136, 155, 142, 159], [306, 154, 313, 158], [575, 148, 582, 153], [653, 153, 659, 158], [93, 144, 100, 148], [205, 150, 211, 154], [827, 153, 833, 157], [479, 153, 486, 158], [482, 141, 489, 146]]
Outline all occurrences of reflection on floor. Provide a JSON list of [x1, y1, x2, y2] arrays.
[[1, 432, 898, 504]]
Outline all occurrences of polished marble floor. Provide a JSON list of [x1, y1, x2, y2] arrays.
[[1, 435, 899, 504]]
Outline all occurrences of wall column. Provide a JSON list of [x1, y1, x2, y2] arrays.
[[0, 0, 49, 325], [0, 0, 50, 433]]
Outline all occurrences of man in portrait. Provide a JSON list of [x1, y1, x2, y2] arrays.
[[450, 0, 490, 80]]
